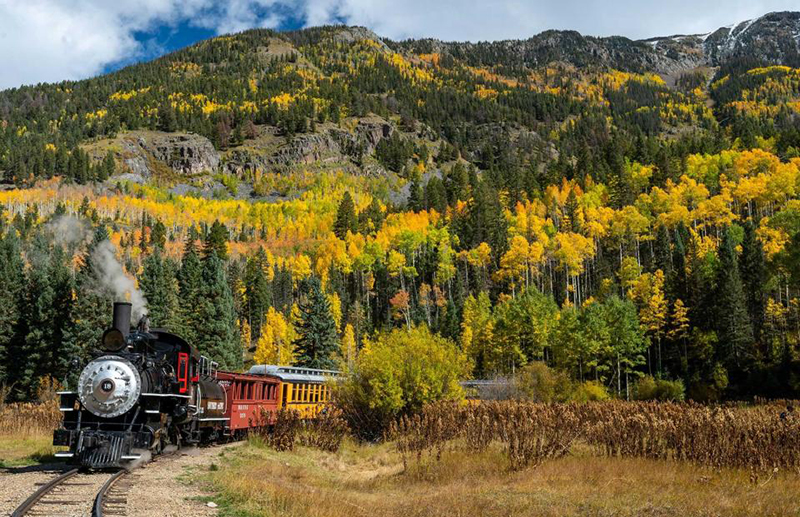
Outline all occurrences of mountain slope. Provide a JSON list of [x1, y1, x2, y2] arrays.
[[0, 12, 799, 190]]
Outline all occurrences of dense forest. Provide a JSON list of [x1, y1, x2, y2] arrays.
[[3, 23, 800, 402]]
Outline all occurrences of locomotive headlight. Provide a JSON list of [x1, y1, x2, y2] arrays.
[[78, 355, 142, 418]]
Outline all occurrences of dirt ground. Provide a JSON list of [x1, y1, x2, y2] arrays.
[[0, 443, 237, 517]]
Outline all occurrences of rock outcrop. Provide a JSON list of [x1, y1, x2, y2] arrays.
[[703, 12, 800, 66], [223, 117, 395, 173], [124, 132, 220, 175], [399, 11, 800, 78], [83, 130, 221, 181]]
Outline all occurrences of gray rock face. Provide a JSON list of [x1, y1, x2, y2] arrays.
[[356, 119, 394, 151], [703, 12, 800, 66], [224, 118, 395, 174], [333, 26, 391, 52], [135, 133, 220, 175], [111, 131, 220, 179], [399, 11, 800, 79]]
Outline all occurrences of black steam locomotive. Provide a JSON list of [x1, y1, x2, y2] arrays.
[[53, 302, 226, 469]]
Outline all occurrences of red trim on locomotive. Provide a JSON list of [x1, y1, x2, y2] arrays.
[[177, 352, 189, 394]]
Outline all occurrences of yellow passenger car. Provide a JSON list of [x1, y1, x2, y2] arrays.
[[248, 365, 341, 419]]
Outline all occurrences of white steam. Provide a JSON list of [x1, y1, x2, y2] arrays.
[[45, 215, 92, 248], [92, 240, 148, 320], [46, 215, 149, 320]]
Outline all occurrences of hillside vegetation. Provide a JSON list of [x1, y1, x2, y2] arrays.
[[3, 17, 800, 403]]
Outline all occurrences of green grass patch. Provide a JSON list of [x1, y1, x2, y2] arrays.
[[0, 435, 64, 467]]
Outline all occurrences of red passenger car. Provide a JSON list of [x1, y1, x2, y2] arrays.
[[216, 371, 281, 436]]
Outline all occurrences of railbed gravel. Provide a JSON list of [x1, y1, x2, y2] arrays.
[[0, 444, 235, 516], [125, 444, 233, 517], [0, 466, 111, 517], [0, 464, 66, 515]]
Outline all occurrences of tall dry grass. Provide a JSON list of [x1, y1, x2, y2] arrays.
[[253, 408, 349, 453], [388, 400, 800, 475], [0, 400, 61, 437]]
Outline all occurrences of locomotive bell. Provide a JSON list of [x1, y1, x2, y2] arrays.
[[78, 355, 142, 418]]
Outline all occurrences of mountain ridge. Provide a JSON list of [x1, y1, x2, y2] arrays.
[[2, 10, 800, 189], [394, 11, 800, 77]]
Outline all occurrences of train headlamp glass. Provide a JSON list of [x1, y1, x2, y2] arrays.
[[101, 328, 127, 352]]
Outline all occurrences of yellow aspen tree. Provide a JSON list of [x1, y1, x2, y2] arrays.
[[496, 235, 530, 296], [340, 323, 357, 371], [240, 318, 252, 354], [253, 326, 275, 365], [669, 298, 690, 366], [640, 270, 668, 375], [328, 292, 342, 332]]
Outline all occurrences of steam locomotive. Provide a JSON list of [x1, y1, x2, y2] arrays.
[[53, 302, 339, 469]]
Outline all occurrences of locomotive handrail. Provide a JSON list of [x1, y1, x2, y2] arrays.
[[140, 392, 191, 398]]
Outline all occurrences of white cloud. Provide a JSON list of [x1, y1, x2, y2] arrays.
[[0, 0, 289, 89], [310, 0, 800, 41], [0, 0, 798, 89]]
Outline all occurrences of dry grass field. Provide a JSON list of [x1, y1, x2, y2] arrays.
[[201, 400, 800, 517], [202, 438, 800, 517], [0, 400, 62, 466]]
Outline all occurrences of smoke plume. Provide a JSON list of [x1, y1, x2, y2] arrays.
[[45, 215, 149, 320], [91, 240, 148, 320], [45, 215, 92, 248]]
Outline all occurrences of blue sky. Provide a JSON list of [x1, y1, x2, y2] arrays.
[[1, 0, 799, 90]]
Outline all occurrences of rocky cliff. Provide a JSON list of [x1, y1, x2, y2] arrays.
[[399, 11, 800, 77]]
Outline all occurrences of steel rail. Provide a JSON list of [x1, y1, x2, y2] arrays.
[[10, 468, 80, 517], [92, 469, 129, 517]]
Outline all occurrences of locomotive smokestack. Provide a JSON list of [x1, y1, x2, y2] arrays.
[[112, 302, 132, 337]]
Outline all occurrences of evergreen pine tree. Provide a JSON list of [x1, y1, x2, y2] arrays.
[[47, 245, 75, 383], [244, 248, 271, 341], [293, 277, 339, 370], [424, 177, 447, 213], [97, 152, 115, 181], [178, 237, 203, 345], [408, 178, 424, 212], [564, 190, 582, 233], [140, 250, 181, 331], [13, 236, 73, 398], [670, 226, 688, 303], [715, 227, 754, 374], [150, 219, 167, 250], [333, 192, 357, 240], [0, 230, 25, 389], [203, 220, 229, 260], [358, 197, 384, 235], [157, 102, 178, 132], [195, 254, 241, 369], [740, 221, 766, 349], [654, 224, 672, 277]]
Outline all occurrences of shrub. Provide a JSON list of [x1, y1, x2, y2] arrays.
[[633, 375, 685, 401], [335, 325, 470, 440], [514, 362, 573, 402], [572, 381, 610, 402], [257, 408, 300, 451], [298, 409, 349, 453]]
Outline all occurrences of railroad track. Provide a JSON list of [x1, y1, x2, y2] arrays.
[[10, 447, 185, 517], [10, 468, 132, 517], [92, 470, 131, 517]]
